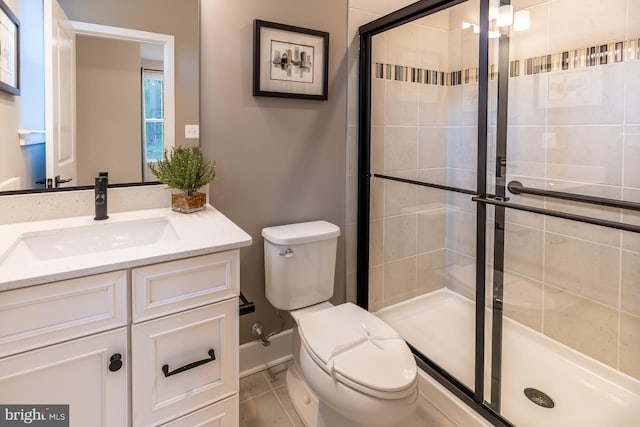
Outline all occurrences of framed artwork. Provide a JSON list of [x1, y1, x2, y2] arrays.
[[0, 0, 19, 95], [253, 19, 329, 100]]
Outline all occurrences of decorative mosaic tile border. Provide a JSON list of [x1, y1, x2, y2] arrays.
[[374, 38, 639, 85]]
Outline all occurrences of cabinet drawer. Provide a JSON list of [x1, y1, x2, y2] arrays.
[[161, 395, 238, 427], [132, 251, 239, 322], [0, 271, 127, 357], [132, 299, 238, 426]]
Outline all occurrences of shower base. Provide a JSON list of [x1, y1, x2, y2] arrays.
[[376, 288, 640, 427]]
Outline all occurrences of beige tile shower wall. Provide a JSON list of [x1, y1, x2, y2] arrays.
[[353, 2, 467, 311], [349, 0, 640, 382], [350, 0, 429, 309], [498, 0, 640, 381], [444, 1, 481, 303], [347, 4, 386, 305], [352, 0, 482, 310]]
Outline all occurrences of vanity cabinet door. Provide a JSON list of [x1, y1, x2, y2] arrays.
[[0, 328, 128, 427], [131, 299, 238, 426]]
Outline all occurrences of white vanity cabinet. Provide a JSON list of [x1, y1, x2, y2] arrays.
[[0, 250, 242, 427], [0, 271, 130, 426], [131, 251, 240, 426]]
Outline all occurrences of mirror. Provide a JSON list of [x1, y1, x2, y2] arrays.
[[0, 0, 199, 193]]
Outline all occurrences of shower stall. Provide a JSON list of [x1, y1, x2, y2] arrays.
[[355, 0, 640, 425]]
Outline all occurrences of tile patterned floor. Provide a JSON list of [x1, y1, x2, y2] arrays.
[[239, 361, 460, 427], [239, 361, 303, 427]]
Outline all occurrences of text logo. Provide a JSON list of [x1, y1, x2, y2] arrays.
[[0, 405, 69, 426]]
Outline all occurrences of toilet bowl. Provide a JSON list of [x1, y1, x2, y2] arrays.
[[295, 303, 418, 426], [262, 221, 418, 426]]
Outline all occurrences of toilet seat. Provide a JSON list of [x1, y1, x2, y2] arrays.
[[297, 303, 417, 400]]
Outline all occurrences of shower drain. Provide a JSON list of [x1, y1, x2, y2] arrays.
[[524, 388, 555, 408]]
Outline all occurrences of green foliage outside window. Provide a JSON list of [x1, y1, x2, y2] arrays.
[[143, 76, 164, 162]]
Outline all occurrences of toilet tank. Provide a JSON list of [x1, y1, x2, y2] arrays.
[[262, 221, 340, 311]]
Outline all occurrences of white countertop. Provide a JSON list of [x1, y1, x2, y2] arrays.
[[0, 205, 252, 291]]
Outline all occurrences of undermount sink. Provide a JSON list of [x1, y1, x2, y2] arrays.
[[5, 217, 178, 262]]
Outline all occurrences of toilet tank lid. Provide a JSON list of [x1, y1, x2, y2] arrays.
[[262, 221, 340, 245]]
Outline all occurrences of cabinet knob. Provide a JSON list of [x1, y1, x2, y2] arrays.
[[109, 353, 123, 372]]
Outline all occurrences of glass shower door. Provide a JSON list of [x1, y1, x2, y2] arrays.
[[359, 0, 640, 426], [363, 0, 490, 397], [484, 0, 640, 425]]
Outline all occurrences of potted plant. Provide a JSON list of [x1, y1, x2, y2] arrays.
[[149, 146, 216, 213]]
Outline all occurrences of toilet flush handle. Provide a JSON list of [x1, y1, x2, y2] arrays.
[[280, 248, 294, 258]]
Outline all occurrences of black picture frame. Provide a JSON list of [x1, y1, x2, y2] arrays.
[[253, 19, 329, 101], [0, 0, 20, 96]]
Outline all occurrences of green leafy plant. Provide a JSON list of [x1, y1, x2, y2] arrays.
[[149, 147, 216, 196]]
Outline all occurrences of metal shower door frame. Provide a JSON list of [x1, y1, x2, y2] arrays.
[[357, 0, 640, 425], [355, 0, 509, 425]]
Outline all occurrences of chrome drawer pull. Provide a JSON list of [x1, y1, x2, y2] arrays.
[[161, 349, 216, 378]]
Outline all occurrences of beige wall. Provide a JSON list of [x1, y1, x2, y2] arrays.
[[58, 0, 199, 149], [75, 36, 142, 184], [200, 0, 348, 344]]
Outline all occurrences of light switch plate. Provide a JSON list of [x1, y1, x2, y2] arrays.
[[185, 124, 200, 139]]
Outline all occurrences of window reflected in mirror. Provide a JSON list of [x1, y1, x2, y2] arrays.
[[143, 69, 165, 181]]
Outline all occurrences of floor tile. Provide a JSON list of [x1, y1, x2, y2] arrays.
[[240, 363, 459, 427], [240, 371, 272, 403], [239, 391, 294, 427], [400, 398, 459, 427], [274, 385, 304, 427]]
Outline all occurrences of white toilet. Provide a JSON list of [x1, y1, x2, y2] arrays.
[[262, 220, 418, 427]]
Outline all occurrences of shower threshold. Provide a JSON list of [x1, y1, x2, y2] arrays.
[[376, 289, 640, 427]]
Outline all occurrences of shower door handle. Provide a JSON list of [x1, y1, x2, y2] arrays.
[[496, 156, 507, 178]]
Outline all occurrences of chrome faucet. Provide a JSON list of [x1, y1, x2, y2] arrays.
[[94, 172, 109, 220]]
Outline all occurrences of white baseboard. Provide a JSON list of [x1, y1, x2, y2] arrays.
[[239, 329, 294, 378]]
